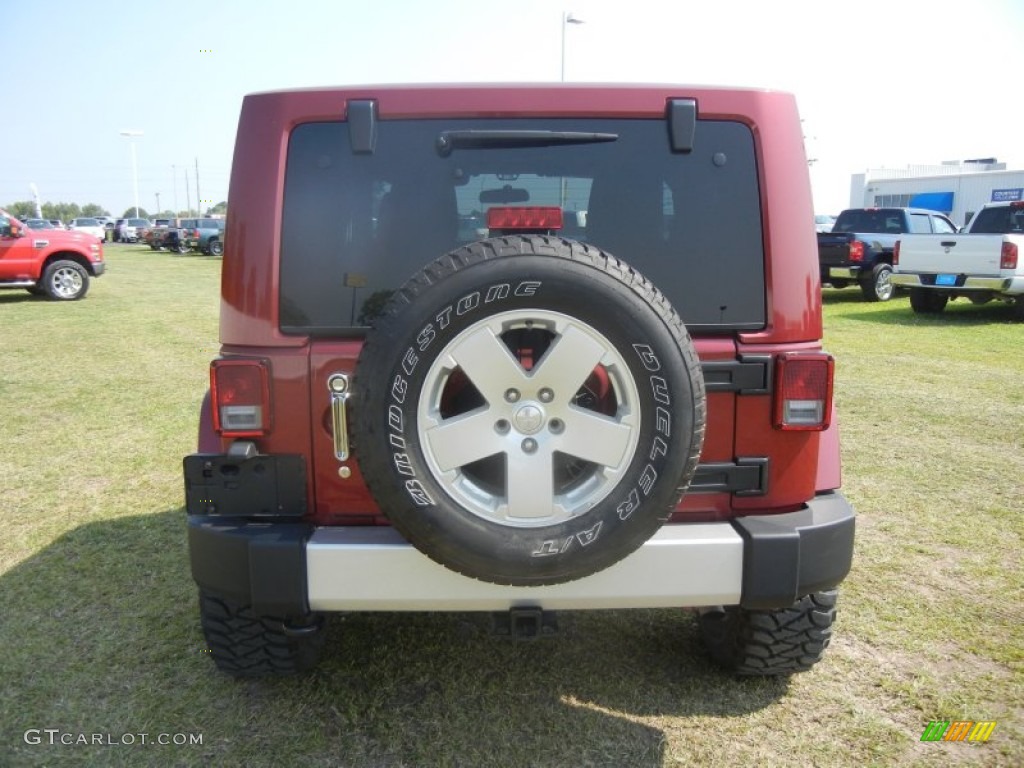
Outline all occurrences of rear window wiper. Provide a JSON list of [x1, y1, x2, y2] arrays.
[[436, 130, 617, 157]]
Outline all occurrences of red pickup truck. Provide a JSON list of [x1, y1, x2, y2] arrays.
[[0, 210, 105, 300]]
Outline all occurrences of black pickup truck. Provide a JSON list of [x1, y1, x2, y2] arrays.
[[818, 207, 957, 301]]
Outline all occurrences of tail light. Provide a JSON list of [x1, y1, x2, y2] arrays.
[[211, 359, 271, 436], [487, 206, 563, 232], [773, 353, 834, 431], [849, 240, 865, 262], [1000, 241, 1018, 269], [893, 240, 901, 266]]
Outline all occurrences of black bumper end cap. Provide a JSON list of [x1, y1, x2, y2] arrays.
[[734, 491, 856, 610]]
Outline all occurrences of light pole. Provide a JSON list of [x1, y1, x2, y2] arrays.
[[560, 11, 584, 81], [119, 129, 143, 217]]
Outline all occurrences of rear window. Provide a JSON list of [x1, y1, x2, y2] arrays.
[[970, 205, 1024, 234], [834, 209, 907, 234], [280, 117, 765, 334]]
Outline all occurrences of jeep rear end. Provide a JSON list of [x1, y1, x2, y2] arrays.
[[184, 84, 855, 677]]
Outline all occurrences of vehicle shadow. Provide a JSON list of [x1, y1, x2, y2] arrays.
[[2, 509, 787, 766]]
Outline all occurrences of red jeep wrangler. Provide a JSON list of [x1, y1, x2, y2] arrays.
[[185, 84, 855, 677], [0, 210, 105, 300]]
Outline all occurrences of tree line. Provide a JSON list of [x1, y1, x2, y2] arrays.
[[3, 200, 228, 221]]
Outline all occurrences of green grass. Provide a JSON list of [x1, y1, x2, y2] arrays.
[[1, 252, 1021, 767]]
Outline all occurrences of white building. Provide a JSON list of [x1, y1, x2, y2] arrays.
[[849, 159, 1024, 229]]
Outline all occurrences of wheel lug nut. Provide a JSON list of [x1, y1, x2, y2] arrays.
[[521, 438, 537, 454], [504, 389, 521, 403], [538, 388, 554, 403], [549, 419, 564, 434], [495, 419, 510, 434]]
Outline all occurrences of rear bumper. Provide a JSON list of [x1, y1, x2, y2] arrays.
[[187, 492, 855, 616], [826, 266, 863, 280], [891, 272, 1024, 294]]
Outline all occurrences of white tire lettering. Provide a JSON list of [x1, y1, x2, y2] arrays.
[[391, 375, 407, 404], [401, 347, 418, 376], [616, 488, 640, 521], [484, 283, 510, 303], [632, 343, 661, 371], [514, 280, 541, 297], [404, 479, 435, 506], [456, 292, 480, 316]]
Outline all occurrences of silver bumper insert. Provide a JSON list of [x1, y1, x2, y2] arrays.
[[307, 523, 743, 611]]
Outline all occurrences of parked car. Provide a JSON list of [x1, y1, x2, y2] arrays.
[[892, 200, 1024, 317], [114, 217, 151, 243], [0, 208, 105, 299], [817, 207, 956, 301], [48, 219, 65, 229], [183, 84, 855, 678], [68, 217, 105, 241], [180, 217, 225, 255], [24, 218, 57, 230], [143, 218, 179, 250]]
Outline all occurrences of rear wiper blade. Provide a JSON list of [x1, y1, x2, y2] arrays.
[[436, 130, 617, 157]]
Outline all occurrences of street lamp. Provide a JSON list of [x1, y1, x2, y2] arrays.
[[560, 11, 584, 81], [119, 129, 144, 218]]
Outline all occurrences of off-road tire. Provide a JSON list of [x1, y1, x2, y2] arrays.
[[208, 239, 224, 257], [352, 235, 706, 587], [860, 263, 893, 302], [199, 591, 325, 677], [42, 259, 89, 300], [699, 590, 838, 675], [909, 288, 948, 314]]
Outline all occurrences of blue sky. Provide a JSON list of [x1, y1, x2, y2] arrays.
[[4, 0, 1022, 217]]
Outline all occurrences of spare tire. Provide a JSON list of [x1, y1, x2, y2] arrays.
[[352, 235, 706, 586]]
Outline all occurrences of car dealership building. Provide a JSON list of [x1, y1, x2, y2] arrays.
[[849, 158, 1024, 229]]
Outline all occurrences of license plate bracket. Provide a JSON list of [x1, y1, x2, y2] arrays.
[[183, 454, 306, 517]]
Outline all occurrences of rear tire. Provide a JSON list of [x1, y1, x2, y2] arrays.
[[199, 591, 325, 677], [909, 288, 947, 314], [208, 238, 224, 256], [699, 590, 838, 675], [860, 263, 893, 302]]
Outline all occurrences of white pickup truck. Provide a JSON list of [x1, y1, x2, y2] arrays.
[[892, 201, 1024, 318]]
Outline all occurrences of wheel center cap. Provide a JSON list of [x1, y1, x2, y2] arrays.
[[512, 404, 545, 434]]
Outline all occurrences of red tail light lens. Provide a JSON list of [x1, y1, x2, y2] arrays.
[[893, 240, 901, 266], [487, 206, 563, 231], [211, 359, 271, 436], [773, 353, 834, 431], [849, 241, 865, 262], [1000, 241, 1018, 269]]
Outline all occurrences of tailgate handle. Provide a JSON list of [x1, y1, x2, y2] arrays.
[[940, 241, 957, 247], [328, 374, 351, 461]]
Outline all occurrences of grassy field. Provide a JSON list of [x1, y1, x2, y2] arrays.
[[1, 245, 1021, 767]]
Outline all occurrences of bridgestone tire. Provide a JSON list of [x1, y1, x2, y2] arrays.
[[199, 591, 325, 677], [909, 288, 948, 314], [352, 235, 706, 586], [699, 590, 838, 675], [860, 263, 893, 302]]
